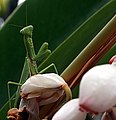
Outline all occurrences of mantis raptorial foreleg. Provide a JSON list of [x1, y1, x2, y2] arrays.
[[34, 42, 51, 64]]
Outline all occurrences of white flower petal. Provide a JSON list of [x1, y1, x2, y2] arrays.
[[19, 98, 39, 120], [21, 73, 65, 93], [39, 90, 63, 106], [20, 73, 66, 105], [52, 98, 87, 120], [79, 64, 116, 113]]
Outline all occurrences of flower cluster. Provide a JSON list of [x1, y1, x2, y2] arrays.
[[8, 73, 72, 120], [8, 55, 116, 120], [52, 55, 116, 120]]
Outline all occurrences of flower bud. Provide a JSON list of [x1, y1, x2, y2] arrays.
[[7, 107, 29, 120], [21, 73, 72, 106], [52, 98, 86, 120], [79, 63, 116, 114], [7, 108, 19, 120]]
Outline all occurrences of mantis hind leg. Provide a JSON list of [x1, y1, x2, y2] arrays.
[[7, 81, 22, 108]]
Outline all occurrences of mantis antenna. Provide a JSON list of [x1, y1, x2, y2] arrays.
[[8, 0, 27, 28], [26, 0, 28, 26]]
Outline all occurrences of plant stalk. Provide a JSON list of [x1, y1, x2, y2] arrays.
[[61, 15, 116, 82]]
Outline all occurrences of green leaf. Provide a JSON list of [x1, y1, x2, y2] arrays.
[[0, 0, 115, 119], [0, 0, 110, 109], [38, 0, 116, 76]]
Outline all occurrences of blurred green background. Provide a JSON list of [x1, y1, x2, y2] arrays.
[[0, 0, 115, 111]]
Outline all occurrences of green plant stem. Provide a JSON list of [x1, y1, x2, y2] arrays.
[[70, 34, 116, 89], [61, 15, 116, 82], [48, 33, 116, 118]]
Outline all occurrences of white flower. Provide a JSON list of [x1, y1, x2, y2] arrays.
[[79, 60, 116, 114], [20, 73, 72, 105], [52, 98, 87, 120]]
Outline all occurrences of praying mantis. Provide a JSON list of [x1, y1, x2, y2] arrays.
[[3, 1, 71, 119], [7, 25, 72, 120], [7, 25, 53, 108]]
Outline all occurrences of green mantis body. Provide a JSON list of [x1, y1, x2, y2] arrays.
[[7, 25, 55, 108], [7, 25, 72, 120]]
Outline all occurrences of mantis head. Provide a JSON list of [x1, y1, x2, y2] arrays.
[[20, 25, 33, 37]]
